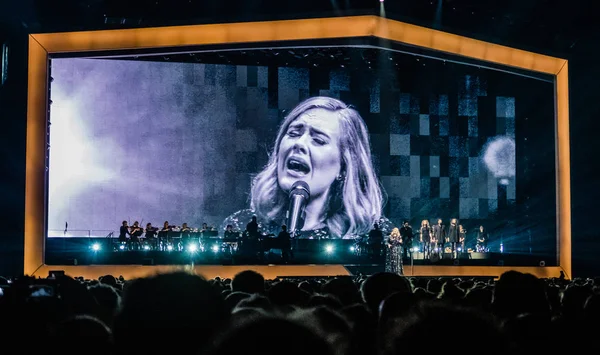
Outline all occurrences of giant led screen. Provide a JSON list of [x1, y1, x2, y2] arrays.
[[47, 46, 556, 255]]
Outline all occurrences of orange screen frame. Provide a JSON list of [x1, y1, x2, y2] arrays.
[[25, 16, 571, 277]]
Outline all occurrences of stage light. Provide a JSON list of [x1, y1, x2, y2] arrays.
[[349, 246, 355, 252], [325, 244, 334, 254], [119, 244, 125, 250], [143, 245, 150, 251], [188, 244, 198, 252], [500, 243, 504, 253], [211, 245, 219, 253], [457, 247, 462, 252], [167, 245, 173, 251], [91, 243, 101, 251]]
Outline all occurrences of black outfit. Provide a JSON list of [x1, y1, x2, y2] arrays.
[[277, 230, 292, 262], [246, 220, 259, 239], [420, 225, 432, 258], [145, 227, 157, 239], [181, 227, 192, 240], [432, 223, 446, 255], [368, 227, 384, 258], [119, 225, 130, 242], [130, 226, 143, 240], [400, 226, 413, 259], [447, 224, 459, 257], [459, 229, 466, 251], [224, 230, 238, 240], [476, 230, 489, 251]]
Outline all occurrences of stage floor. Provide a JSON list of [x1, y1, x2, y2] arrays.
[[31, 264, 566, 281]]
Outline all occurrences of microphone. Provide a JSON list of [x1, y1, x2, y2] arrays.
[[287, 181, 310, 236]]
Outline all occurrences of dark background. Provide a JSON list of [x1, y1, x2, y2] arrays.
[[1, 0, 596, 276]]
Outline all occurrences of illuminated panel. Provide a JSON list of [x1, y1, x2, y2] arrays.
[[556, 63, 571, 277], [26, 15, 571, 277]]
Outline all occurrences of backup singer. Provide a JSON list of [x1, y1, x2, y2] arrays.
[[432, 219, 446, 256], [399, 222, 413, 259], [447, 218, 459, 257], [420, 220, 432, 258], [221, 96, 394, 238]]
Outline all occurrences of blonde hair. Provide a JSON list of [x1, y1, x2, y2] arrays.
[[250, 96, 385, 238]]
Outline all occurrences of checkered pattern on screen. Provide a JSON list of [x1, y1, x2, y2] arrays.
[[219, 65, 515, 226]]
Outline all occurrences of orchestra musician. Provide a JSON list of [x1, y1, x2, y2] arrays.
[[145, 222, 158, 249], [118, 221, 130, 243], [129, 221, 143, 249], [180, 223, 191, 233], [223, 224, 238, 240], [158, 221, 172, 250], [420, 220, 432, 259], [181, 222, 192, 241]]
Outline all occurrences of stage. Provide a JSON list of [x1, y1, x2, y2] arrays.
[[31, 264, 566, 281]]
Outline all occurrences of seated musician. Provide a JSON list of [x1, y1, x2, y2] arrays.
[[129, 221, 143, 250], [145, 223, 158, 239], [159, 221, 171, 235], [223, 224, 238, 240], [145, 222, 158, 249], [181, 223, 192, 240], [158, 221, 171, 247], [200, 223, 212, 239], [118, 221, 130, 243]]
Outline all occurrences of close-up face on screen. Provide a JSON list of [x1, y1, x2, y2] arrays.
[[46, 46, 556, 254]]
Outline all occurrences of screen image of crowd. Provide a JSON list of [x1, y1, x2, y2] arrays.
[[0, 269, 593, 355], [47, 49, 555, 258]]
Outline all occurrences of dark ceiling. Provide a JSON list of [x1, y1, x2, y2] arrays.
[[1, 0, 597, 58]]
